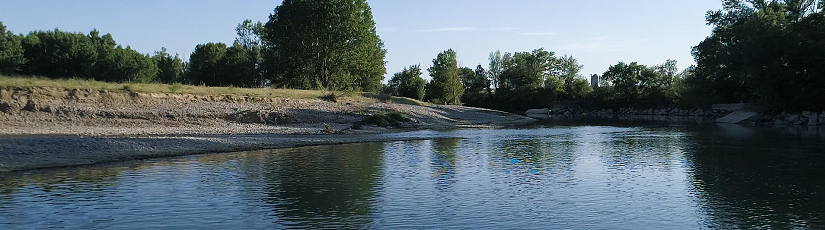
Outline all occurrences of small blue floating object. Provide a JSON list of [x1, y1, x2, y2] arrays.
[[510, 158, 520, 164]]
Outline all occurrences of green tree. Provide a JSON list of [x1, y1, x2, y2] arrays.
[[223, 42, 258, 87], [110, 46, 158, 83], [460, 65, 492, 106], [488, 50, 503, 89], [0, 22, 26, 75], [461, 65, 491, 94], [21, 29, 98, 78], [388, 64, 425, 100], [692, 0, 825, 110], [565, 78, 592, 99], [235, 20, 265, 87], [601, 60, 680, 107], [153, 47, 183, 84], [427, 49, 464, 104], [555, 55, 582, 84], [499, 48, 557, 92], [601, 62, 646, 105], [19, 28, 156, 82], [263, 0, 387, 91], [187, 42, 227, 86]]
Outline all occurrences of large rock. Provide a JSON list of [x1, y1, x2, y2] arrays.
[[820, 112, 825, 125], [809, 112, 820, 126], [802, 111, 812, 118], [717, 111, 759, 124], [786, 114, 800, 122]]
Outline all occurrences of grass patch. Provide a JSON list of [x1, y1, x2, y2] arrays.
[[168, 83, 183, 93], [0, 75, 354, 100], [361, 92, 428, 106]]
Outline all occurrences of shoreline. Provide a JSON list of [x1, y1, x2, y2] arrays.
[[0, 131, 472, 173], [0, 86, 536, 172]]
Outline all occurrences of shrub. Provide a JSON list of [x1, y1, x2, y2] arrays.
[[320, 92, 338, 102], [356, 111, 411, 128]]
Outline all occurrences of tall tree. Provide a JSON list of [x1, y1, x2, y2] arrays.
[[187, 42, 227, 86], [224, 42, 258, 87], [461, 65, 491, 95], [0, 22, 26, 75], [21, 29, 98, 79], [488, 50, 503, 89], [692, 0, 825, 110], [499, 48, 557, 92], [19, 28, 156, 82], [153, 47, 183, 84], [235, 20, 265, 87], [388, 64, 425, 100], [427, 49, 464, 104], [263, 0, 387, 91], [460, 65, 492, 106], [555, 55, 582, 84]]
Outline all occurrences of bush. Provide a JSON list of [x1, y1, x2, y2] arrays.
[[168, 83, 183, 92], [356, 111, 411, 128], [320, 92, 338, 102]]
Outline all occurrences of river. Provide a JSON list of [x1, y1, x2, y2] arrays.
[[1, 123, 824, 229]]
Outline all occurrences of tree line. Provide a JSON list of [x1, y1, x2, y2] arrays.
[[385, 0, 824, 113], [0, 0, 385, 91], [2, 0, 823, 112], [687, 0, 825, 111]]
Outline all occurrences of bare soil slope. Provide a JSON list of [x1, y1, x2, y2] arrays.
[[0, 86, 534, 136]]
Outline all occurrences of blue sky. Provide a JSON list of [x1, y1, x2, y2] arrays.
[[0, 0, 722, 82]]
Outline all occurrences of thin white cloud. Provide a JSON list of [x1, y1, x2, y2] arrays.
[[491, 27, 530, 31], [519, 31, 557, 36], [417, 27, 479, 32]]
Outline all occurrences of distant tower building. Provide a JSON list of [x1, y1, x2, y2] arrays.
[[590, 74, 599, 89]]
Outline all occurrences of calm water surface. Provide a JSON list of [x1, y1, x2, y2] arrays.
[[1, 124, 824, 229]]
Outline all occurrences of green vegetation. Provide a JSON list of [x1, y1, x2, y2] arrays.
[[426, 49, 464, 105], [459, 65, 492, 107], [0, 22, 26, 74], [361, 92, 427, 106], [263, 0, 386, 91], [356, 111, 411, 128], [0, 0, 385, 91], [2, 0, 823, 113], [688, 0, 825, 111], [319, 92, 339, 102], [0, 75, 342, 100], [592, 60, 681, 108], [387, 65, 425, 101]]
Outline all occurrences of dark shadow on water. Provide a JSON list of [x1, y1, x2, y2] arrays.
[[684, 126, 825, 229]]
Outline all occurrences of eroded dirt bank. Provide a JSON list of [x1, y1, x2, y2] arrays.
[[0, 86, 534, 135]]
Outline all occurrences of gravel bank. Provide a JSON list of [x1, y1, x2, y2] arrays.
[[0, 86, 533, 135], [0, 133, 460, 172], [0, 86, 536, 172]]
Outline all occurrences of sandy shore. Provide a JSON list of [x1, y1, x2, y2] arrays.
[[0, 86, 536, 172]]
